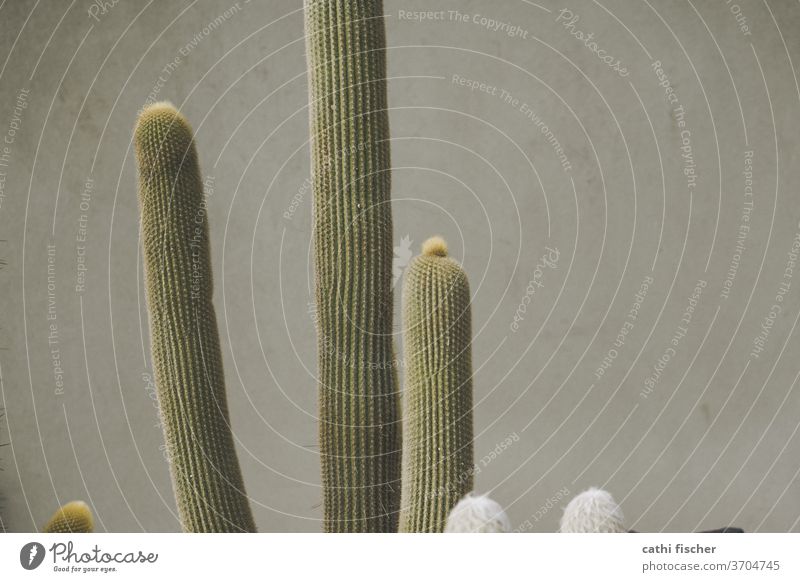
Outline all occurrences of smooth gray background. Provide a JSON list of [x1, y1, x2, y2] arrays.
[[1, 0, 800, 532]]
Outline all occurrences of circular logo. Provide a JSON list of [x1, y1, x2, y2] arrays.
[[20, 542, 46, 570]]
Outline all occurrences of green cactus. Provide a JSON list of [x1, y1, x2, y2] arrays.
[[399, 237, 474, 532], [134, 103, 255, 532], [43, 501, 94, 533], [0, 408, 5, 533], [304, 0, 402, 532]]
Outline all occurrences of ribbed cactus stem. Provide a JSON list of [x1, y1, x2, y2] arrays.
[[400, 237, 474, 532], [134, 103, 255, 532], [0, 409, 4, 533], [43, 501, 94, 533], [304, 0, 401, 532]]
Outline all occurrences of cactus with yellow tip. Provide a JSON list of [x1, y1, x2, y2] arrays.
[[43, 501, 94, 533], [304, 0, 401, 532], [134, 102, 255, 532], [399, 237, 475, 532]]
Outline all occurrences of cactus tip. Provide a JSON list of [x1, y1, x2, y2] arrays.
[[444, 493, 511, 533], [43, 500, 94, 533], [135, 101, 190, 133], [560, 487, 626, 533], [422, 236, 448, 257], [141, 100, 178, 116]]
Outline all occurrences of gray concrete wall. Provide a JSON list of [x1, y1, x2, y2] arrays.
[[1, 0, 799, 532]]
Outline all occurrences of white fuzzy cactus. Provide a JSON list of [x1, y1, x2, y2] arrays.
[[559, 487, 626, 533], [444, 493, 511, 533]]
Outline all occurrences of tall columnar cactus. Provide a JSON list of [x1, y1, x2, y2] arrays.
[[43, 501, 94, 533], [304, 0, 401, 533], [134, 103, 255, 532], [399, 237, 474, 532]]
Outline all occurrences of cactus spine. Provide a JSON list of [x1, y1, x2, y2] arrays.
[[304, 0, 401, 532], [43, 501, 94, 533], [399, 237, 474, 532], [134, 103, 255, 532]]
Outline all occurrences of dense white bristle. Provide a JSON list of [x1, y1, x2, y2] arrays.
[[559, 487, 626, 533], [445, 493, 511, 533]]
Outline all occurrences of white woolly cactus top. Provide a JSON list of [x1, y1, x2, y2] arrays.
[[445, 493, 511, 533], [559, 487, 627, 533]]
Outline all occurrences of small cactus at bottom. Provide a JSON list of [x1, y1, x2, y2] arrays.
[[43, 501, 94, 533], [134, 102, 255, 532], [445, 493, 511, 533], [560, 487, 626, 533], [399, 237, 474, 532]]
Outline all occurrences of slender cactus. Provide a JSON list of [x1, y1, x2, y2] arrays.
[[134, 102, 255, 532], [0, 408, 5, 533], [399, 237, 474, 532], [304, 0, 401, 532], [43, 501, 94, 533]]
